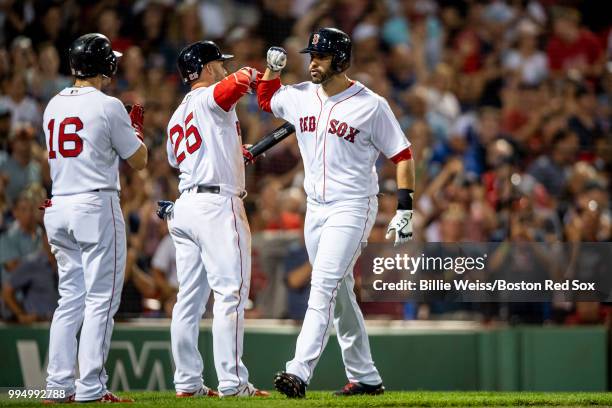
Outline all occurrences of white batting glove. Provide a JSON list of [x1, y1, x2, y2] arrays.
[[237, 66, 260, 93], [267, 47, 287, 72], [238, 66, 258, 83], [385, 210, 414, 246]]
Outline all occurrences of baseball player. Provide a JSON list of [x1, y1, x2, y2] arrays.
[[257, 28, 416, 397], [162, 41, 268, 398], [42, 33, 147, 403]]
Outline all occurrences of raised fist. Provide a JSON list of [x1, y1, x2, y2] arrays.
[[267, 47, 287, 72], [128, 104, 144, 141], [238, 67, 261, 93]]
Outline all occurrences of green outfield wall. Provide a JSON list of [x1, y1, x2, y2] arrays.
[[0, 322, 606, 391]]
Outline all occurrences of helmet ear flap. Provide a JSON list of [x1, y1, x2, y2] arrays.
[[332, 51, 350, 73]]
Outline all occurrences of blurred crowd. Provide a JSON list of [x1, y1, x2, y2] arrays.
[[0, 0, 610, 325]]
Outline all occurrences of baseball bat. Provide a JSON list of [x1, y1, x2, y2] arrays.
[[244, 122, 296, 163]]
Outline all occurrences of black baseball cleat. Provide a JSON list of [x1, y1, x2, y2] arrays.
[[273, 372, 306, 398], [334, 381, 385, 396]]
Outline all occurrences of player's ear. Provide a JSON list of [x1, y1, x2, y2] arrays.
[[204, 63, 212, 77]]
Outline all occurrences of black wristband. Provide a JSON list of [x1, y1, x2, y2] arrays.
[[397, 189, 414, 210]]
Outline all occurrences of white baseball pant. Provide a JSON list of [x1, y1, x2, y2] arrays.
[[286, 196, 382, 385], [168, 190, 251, 395], [44, 191, 126, 401]]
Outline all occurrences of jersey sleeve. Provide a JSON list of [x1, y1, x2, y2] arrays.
[[166, 130, 179, 168], [370, 97, 410, 159], [105, 97, 143, 160], [270, 84, 299, 123], [203, 90, 227, 115]]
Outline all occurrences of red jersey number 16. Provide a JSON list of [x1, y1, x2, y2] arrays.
[[47, 117, 84, 159]]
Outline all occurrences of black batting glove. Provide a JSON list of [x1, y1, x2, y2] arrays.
[[156, 200, 174, 220]]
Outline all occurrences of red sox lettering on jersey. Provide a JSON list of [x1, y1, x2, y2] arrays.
[[300, 116, 360, 144], [260, 80, 410, 202], [328, 119, 360, 143]]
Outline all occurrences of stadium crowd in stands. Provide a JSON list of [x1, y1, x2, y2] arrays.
[[0, 0, 610, 324]]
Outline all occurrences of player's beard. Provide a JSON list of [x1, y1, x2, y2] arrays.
[[311, 67, 335, 85]]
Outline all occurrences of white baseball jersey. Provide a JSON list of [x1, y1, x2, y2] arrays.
[[43, 86, 142, 195], [166, 82, 253, 395], [270, 81, 410, 202], [43, 87, 136, 400], [166, 86, 245, 195]]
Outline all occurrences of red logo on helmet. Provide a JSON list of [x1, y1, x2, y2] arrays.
[[312, 34, 320, 45]]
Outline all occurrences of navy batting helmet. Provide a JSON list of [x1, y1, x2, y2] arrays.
[[177, 41, 233, 84], [300, 28, 352, 72], [69, 33, 122, 78]]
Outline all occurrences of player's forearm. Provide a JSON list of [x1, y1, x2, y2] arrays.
[[127, 143, 148, 170], [386, 157, 416, 244], [258, 47, 286, 112], [396, 158, 415, 210], [262, 68, 280, 81], [397, 158, 415, 191], [213, 68, 258, 112], [257, 72, 281, 113]]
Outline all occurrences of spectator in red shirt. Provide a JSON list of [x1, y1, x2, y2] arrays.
[[547, 7, 604, 79]]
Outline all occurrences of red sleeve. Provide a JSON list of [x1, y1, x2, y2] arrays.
[[212, 70, 252, 112], [390, 147, 413, 164], [257, 77, 281, 113]]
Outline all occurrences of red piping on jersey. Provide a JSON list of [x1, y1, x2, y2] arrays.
[[256, 77, 281, 113], [213, 70, 253, 112], [390, 146, 413, 164], [230, 197, 245, 388], [307, 196, 371, 382], [313, 88, 323, 199], [321, 85, 365, 202], [98, 196, 118, 388]]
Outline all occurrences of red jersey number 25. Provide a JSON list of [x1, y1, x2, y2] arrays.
[[169, 112, 202, 164]]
